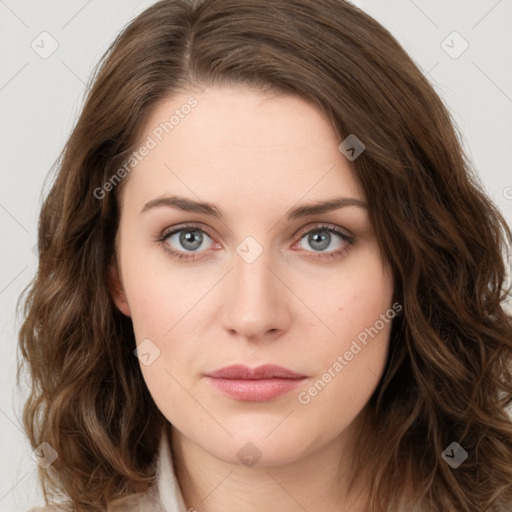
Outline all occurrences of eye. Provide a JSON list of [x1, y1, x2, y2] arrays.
[[157, 224, 216, 260], [292, 224, 354, 260]]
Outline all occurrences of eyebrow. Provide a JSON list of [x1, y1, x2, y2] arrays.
[[140, 195, 367, 220]]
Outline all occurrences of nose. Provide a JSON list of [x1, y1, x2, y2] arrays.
[[220, 242, 291, 341]]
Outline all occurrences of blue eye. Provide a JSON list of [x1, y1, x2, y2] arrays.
[[293, 224, 354, 260], [157, 223, 354, 261], [159, 225, 214, 259]]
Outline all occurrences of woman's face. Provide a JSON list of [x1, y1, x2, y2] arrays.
[[110, 85, 395, 466]]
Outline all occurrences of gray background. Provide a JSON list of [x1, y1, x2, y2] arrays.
[[1, 1, 511, 510]]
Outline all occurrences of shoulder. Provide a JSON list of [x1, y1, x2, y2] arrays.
[[27, 486, 163, 512], [28, 506, 71, 512]]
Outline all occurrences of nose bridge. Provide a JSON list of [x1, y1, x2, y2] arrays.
[[235, 248, 272, 300], [221, 237, 288, 338]]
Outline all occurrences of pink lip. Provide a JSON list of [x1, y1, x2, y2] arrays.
[[204, 364, 307, 402], [206, 364, 305, 380]]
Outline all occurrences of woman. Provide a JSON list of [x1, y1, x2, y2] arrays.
[[18, 0, 512, 511]]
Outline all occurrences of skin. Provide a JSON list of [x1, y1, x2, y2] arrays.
[[109, 85, 395, 512]]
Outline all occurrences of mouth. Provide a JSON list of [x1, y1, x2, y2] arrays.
[[204, 364, 307, 402]]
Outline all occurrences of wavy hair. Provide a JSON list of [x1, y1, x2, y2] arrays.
[[17, 0, 512, 510]]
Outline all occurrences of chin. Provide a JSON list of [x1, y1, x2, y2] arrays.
[[203, 429, 318, 468]]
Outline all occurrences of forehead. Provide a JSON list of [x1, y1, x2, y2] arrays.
[[120, 86, 364, 212]]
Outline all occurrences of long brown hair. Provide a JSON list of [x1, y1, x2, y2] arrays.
[[17, 0, 512, 510]]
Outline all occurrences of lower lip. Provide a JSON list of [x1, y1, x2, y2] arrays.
[[205, 377, 305, 401]]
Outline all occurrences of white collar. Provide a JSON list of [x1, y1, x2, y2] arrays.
[[155, 427, 188, 512]]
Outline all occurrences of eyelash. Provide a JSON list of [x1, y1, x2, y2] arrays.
[[156, 222, 355, 262]]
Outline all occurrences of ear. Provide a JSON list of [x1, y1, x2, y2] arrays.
[[107, 261, 131, 317]]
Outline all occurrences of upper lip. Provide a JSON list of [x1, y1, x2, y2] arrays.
[[205, 364, 306, 380]]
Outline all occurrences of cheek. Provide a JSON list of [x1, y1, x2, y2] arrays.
[[125, 277, 169, 340], [296, 313, 392, 435], [299, 259, 394, 405], [119, 239, 191, 339], [120, 245, 210, 388], [303, 256, 393, 357]]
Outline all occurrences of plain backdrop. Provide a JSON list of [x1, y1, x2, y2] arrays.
[[1, 1, 511, 510]]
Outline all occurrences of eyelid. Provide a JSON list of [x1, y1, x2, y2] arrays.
[[293, 222, 353, 241], [160, 222, 215, 239]]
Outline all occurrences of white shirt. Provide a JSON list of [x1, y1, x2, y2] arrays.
[[131, 427, 189, 512]]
